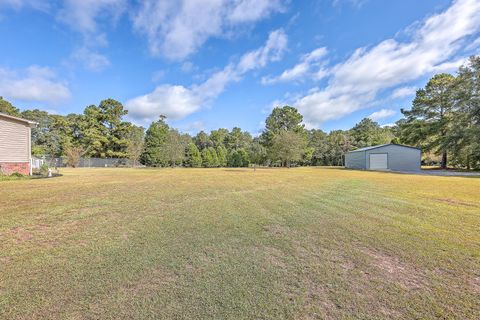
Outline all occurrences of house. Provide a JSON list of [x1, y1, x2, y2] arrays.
[[345, 143, 421, 172], [0, 112, 38, 175]]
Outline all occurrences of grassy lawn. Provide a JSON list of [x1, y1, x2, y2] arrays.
[[1, 168, 479, 319]]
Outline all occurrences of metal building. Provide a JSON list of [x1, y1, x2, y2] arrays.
[[345, 144, 421, 172]]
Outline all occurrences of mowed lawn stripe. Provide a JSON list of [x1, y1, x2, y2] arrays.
[[0, 168, 479, 319]]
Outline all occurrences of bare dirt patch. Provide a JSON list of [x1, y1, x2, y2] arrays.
[[471, 276, 480, 294], [294, 276, 338, 320], [10, 227, 33, 243], [122, 267, 178, 297], [263, 224, 290, 237], [361, 248, 427, 290]]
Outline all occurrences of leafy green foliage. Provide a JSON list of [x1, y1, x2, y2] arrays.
[[141, 117, 170, 166], [202, 147, 219, 167], [126, 126, 145, 167], [0, 97, 20, 116], [398, 74, 457, 168], [216, 145, 228, 167], [261, 105, 305, 147], [350, 118, 394, 148], [228, 148, 250, 167], [185, 143, 202, 167], [270, 131, 306, 167], [5, 56, 480, 170]]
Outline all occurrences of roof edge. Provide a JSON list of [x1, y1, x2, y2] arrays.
[[347, 143, 421, 153], [0, 112, 38, 127]]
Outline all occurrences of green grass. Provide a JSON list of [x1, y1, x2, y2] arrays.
[[1, 167, 479, 319]]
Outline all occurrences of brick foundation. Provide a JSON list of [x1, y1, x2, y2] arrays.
[[0, 162, 30, 176]]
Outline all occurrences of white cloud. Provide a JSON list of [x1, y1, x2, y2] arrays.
[[0, 0, 49, 11], [181, 61, 195, 73], [391, 86, 417, 99], [58, 0, 126, 33], [151, 70, 165, 82], [332, 0, 367, 8], [229, 0, 284, 23], [125, 85, 202, 121], [132, 0, 285, 60], [236, 29, 288, 73], [0, 65, 70, 103], [368, 108, 396, 121], [127, 29, 287, 121], [294, 0, 480, 126], [381, 123, 395, 128], [262, 47, 328, 84], [71, 47, 111, 72]]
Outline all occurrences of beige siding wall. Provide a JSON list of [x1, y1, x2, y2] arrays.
[[0, 116, 30, 162]]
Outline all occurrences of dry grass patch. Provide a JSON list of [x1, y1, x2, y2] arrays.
[[1, 167, 479, 319]]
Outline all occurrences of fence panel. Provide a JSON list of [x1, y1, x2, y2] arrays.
[[43, 157, 130, 168]]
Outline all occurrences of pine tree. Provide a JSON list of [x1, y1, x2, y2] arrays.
[[185, 142, 202, 167], [216, 145, 228, 167], [141, 116, 169, 166]]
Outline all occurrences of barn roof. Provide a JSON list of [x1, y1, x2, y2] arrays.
[[347, 143, 421, 153], [0, 112, 38, 127]]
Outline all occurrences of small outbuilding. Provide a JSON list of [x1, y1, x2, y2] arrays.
[[0, 112, 37, 175], [345, 143, 421, 172]]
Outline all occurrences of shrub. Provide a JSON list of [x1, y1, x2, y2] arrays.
[[39, 163, 49, 176], [11, 172, 24, 178]]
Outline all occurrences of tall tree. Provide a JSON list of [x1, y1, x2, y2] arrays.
[[164, 129, 189, 167], [400, 74, 456, 169], [141, 116, 170, 166], [185, 142, 202, 167], [307, 129, 329, 166], [326, 130, 354, 166], [194, 131, 212, 150], [270, 131, 306, 167], [21, 109, 55, 156], [98, 99, 131, 158], [228, 149, 250, 167], [453, 56, 480, 169], [261, 105, 305, 147], [210, 128, 229, 148], [126, 126, 145, 167], [80, 105, 108, 157], [0, 97, 20, 116], [225, 127, 252, 151], [202, 147, 219, 167], [350, 118, 394, 148], [249, 141, 267, 169], [216, 145, 228, 167]]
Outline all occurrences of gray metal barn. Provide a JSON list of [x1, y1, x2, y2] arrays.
[[345, 144, 421, 172]]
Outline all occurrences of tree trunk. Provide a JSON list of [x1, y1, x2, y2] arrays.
[[441, 151, 447, 169]]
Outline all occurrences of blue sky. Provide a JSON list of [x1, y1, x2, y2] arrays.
[[1, 0, 479, 134]]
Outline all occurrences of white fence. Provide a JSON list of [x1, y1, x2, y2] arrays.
[[31, 158, 45, 170]]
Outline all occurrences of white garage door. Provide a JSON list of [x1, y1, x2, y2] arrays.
[[369, 153, 388, 170]]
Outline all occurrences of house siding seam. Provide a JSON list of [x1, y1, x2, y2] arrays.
[[0, 115, 34, 175], [0, 117, 30, 162]]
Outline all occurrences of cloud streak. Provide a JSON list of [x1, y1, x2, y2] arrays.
[[262, 47, 328, 84], [368, 109, 396, 122], [294, 0, 480, 126], [0, 65, 70, 103], [126, 29, 288, 122], [132, 0, 285, 60]]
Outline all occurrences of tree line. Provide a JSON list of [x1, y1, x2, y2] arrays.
[[1, 56, 479, 169]]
